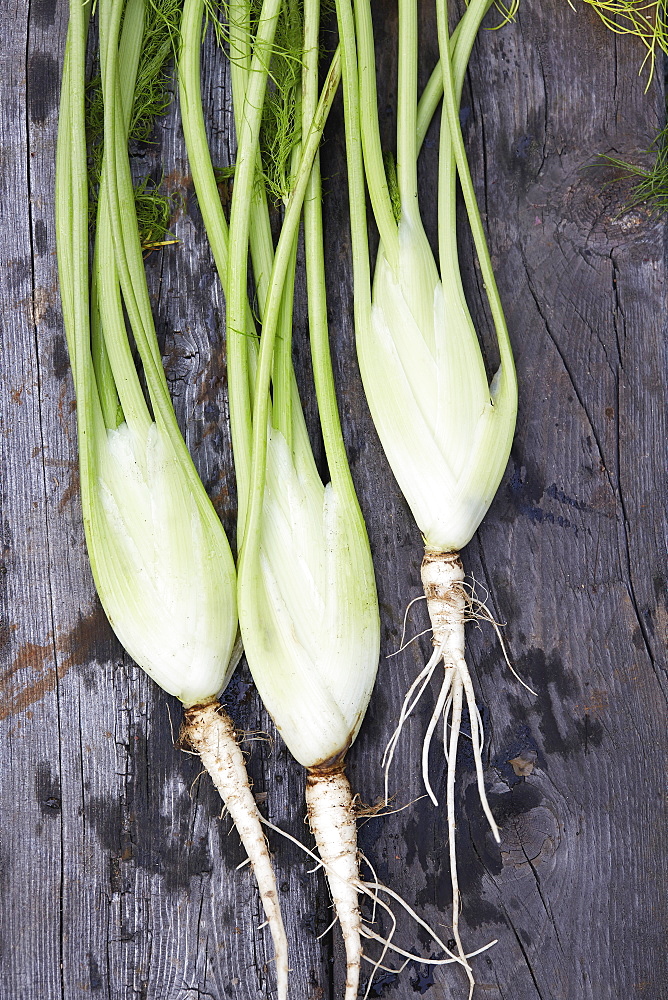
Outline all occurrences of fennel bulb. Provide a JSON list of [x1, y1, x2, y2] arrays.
[[238, 426, 379, 769], [336, 0, 522, 990], [361, 213, 516, 553], [183, 0, 379, 992], [90, 419, 237, 705], [56, 2, 288, 992]]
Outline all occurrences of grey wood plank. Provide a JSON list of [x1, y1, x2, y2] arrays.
[[1, 1, 666, 999], [1, 1, 72, 997], [330, 2, 668, 999], [348, 3, 667, 999]]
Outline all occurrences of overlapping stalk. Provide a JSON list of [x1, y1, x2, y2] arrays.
[[56, 3, 287, 994]]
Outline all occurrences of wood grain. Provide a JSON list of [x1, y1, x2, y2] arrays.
[[1, 1, 666, 998]]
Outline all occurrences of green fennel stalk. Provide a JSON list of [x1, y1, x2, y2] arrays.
[[333, 0, 524, 992], [181, 2, 384, 995], [57, 5, 289, 995]]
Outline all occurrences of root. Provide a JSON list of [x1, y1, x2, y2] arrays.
[[259, 810, 493, 997], [466, 594, 537, 696], [305, 766, 491, 998], [382, 643, 442, 804], [424, 551, 500, 994], [419, 550, 499, 837], [184, 701, 288, 1000], [306, 768, 361, 1000], [384, 549, 525, 997], [354, 794, 426, 823]]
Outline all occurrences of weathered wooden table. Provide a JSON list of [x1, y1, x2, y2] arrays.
[[2, 1, 666, 997]]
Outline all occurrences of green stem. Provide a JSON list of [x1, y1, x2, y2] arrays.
[[180, 0, 232, 276], [269, 23, 306, 449], [301, 6, 359, 505], [180, 0, 261, 411], [99, 0, 223, 527], [270, 234, 298, 447], [182, 0, 319, 482], [226, 0, 283, 536], [63, 7, 92, 401], [415, 16, 467, 152], [437, 0, 493, 288], [95, 194, 152, 435], [397, 0, 418, 218], [334, 0, 374, 332], [238, 49, 342, 568], [55, 39, 78, 379], [353, 0, 399, 267], [100, 0, 189, 436], [94, 0, 153, 435], [416, 60, 443, 153], [225, 0, 299, 448], [301, 0, 320, 157], [90, 273, 122, 427], [56, 1, 102, 536], [91, 0, 147, 429], [227, 0, 252, 106], [437, 0, 515, 381], [99, 0, 161, 378], [228, 0, 276, 320]]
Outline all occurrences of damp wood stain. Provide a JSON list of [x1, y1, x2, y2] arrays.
[[58, 464, 80, 512], [162, 168, 192, 193], [0, 604, 112, 721], [57, 380, 77, 433], [195, 341, 226, 407], [42, 456, 80, 511]]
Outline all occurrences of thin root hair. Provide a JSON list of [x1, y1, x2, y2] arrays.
[[358, 850, 381, 927], [166, 702, 175, 744], [355, 795, 428, 827], [258, 818, 490, 983], [317, 913, 338, 940], [361, 952, 410, 975], [361, 886, 398, 998], [382, 644, 442, 803], [189, 768, 208, 797], [388, 594, 428, 657], [467, 596, 537, 696], [386, 625, 433, 658], [239, 728, 274, 746], [421, 666, 454, 805]]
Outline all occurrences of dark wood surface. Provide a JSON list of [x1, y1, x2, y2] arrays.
[[1, 1, 667, 997]]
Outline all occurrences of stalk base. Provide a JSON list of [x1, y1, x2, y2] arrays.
[[306, 767, 361, 1000]]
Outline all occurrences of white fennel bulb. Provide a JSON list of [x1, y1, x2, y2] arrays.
[[337, 0, 521, 985], [238, 428, 379, 769], [87, 419, 238, 706], [358, 215, 516, 553]]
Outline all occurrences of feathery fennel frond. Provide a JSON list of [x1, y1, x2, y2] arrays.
[[86, 0, 182, 245], [579, 0, 668, 85]]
